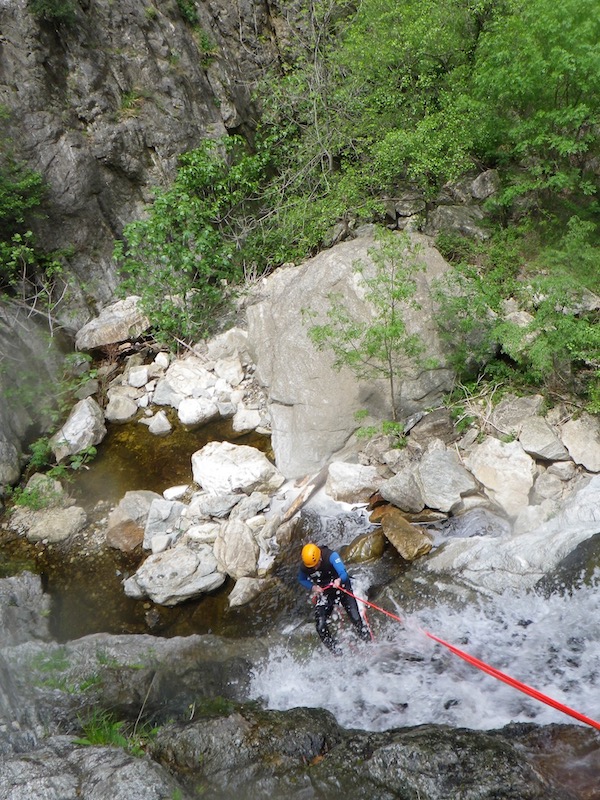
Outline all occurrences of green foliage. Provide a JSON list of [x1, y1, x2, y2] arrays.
[[195, 29, 218, 66], [27, 437, 54, 472], [308, 228, 425, 420], [435, 230, 481, 265], [30, 647, 102, 692], [6, 479, 62, 511], [175, 0, 198, 26], [470, 0, 600, 205], [434, 220, 600, 408], [0, 122, 45, 288], [32, 647, 70, 675], [74, 708, 158, 756], [0, 109, 75, 334], [29, 0, 77, 25], [0, 167, 43, 242], [115, 136, 272, 344], [354, 411, 407, 446], [119, 89, 150, 118], [192, 696, 236, 718]]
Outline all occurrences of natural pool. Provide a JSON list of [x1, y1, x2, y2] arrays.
[[0, 414, 275, 642]]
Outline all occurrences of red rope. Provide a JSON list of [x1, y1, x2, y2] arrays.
[[337, 585, 600, 732]]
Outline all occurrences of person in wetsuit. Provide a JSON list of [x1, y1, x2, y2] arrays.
[[297, 542, 371, 654]]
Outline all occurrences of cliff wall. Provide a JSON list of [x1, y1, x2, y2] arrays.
[[0, 0, 280, 326]]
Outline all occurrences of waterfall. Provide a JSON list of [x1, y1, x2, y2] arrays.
[[250, 573, 600, 733]]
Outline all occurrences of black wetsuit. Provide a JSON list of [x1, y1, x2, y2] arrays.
[[298, 546, 371, 653]]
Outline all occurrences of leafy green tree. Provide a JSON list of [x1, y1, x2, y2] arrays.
[[434, 221, 600, 409], [114, 136, 272, 344], [470, 0, 600, 206], [327, 0, 504, 197], [0, 112, 44, 290], [0, 108, 71, 334], [307, 228, 425, 420]]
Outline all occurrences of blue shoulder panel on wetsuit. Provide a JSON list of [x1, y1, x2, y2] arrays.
[[330, 551, 349, 583]]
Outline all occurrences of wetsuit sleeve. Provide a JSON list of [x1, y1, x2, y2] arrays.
[[330, 551, 349, 584], [298, 569, 313, 589]]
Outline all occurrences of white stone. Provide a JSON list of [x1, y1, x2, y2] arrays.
[[418, 444, 478, 513], [177, 397, 219, 427], [148, 411, 172, 436], [232, 407, 261, 434], [425, 474, 600, 593], [518, 416, 569, 461], [163, 485, 189, 501], [166, 358, 216, 396], [465, 437, 536, 517], [191, 441, 285, 495], [24, 506, 87, 543], [214, 356, 244, 386], [213, 377, 233, 397], [228, 577, 268, 607], [143, 498, 186, 549], [123, 544, 226, 605], [184, 521, 221, 544], [75, 296, 150, 350], [128, 365, 149, 388], [560, 413, 600, 472], [49, 397, 107, 462], [214, 517, 259, 579], [105, 394, 138, 423], [151, 533, 171, 554], [326, 461, 383, 503], [206, 327, 250, 362], [107, 490, 162, 530]]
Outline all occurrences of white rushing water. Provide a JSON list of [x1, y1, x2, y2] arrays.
[[249, 575, 600, 732]]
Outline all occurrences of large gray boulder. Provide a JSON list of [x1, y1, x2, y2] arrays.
[[246, 234, 454, 478], [560, 412, 600, 472], [75, 297, 150, 351], [191, 441, 285, 495], [123, 544, 226, 605], [464, 437, 536, 518]]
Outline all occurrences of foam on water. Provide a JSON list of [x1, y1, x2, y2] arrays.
[[249, 575, 600, 732]]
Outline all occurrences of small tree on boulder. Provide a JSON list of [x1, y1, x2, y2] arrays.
[[307, 228, 426, 422]]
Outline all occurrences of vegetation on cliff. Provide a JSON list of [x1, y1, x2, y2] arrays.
[[113, 0, 599, 409], [1, 0, 598, 410]]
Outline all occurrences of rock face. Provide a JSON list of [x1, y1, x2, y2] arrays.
[[246, 233, 454, 478], [0, 303, 64, 485], [0, 0, 276, 322], [426, 473, 600, 591]]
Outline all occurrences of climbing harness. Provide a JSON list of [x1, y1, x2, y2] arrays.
[[335, 585, 600, 732], [311, 585, 374, 652]]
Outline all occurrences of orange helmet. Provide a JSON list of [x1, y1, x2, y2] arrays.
[[302, 543, 321, 568]]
